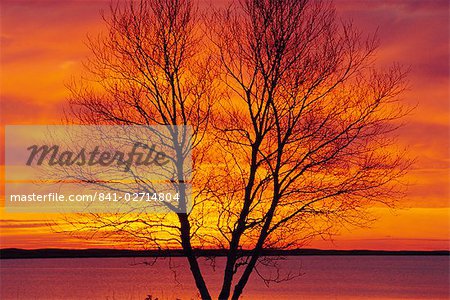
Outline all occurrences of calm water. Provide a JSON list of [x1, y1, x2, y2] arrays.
[[1, 256, 449, 299]]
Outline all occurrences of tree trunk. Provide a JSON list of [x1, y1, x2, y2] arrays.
[[178, 213, 211, 300]]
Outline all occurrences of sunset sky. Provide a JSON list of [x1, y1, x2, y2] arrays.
[[0, 0, 449, 250]]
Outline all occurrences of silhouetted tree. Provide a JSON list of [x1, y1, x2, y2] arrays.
[[63, 0, 409, 299]]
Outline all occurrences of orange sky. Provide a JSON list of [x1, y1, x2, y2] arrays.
[[0, 0, 449, 250]]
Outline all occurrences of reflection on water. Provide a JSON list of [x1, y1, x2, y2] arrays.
[[1, 256, 449, 299]]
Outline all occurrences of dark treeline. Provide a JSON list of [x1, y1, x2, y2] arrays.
[[1, 248, 448, 259]]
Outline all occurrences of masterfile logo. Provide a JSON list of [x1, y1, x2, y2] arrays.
[[26, 142, 170, 172], [4, 125, 192, 213]]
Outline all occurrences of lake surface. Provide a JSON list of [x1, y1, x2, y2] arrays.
[[1, 256, 449, 299]]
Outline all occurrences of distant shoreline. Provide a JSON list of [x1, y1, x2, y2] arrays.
[[1, 248, 449, 259]]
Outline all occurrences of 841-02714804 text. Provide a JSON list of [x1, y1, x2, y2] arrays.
[[8, 192, 180, 203]]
